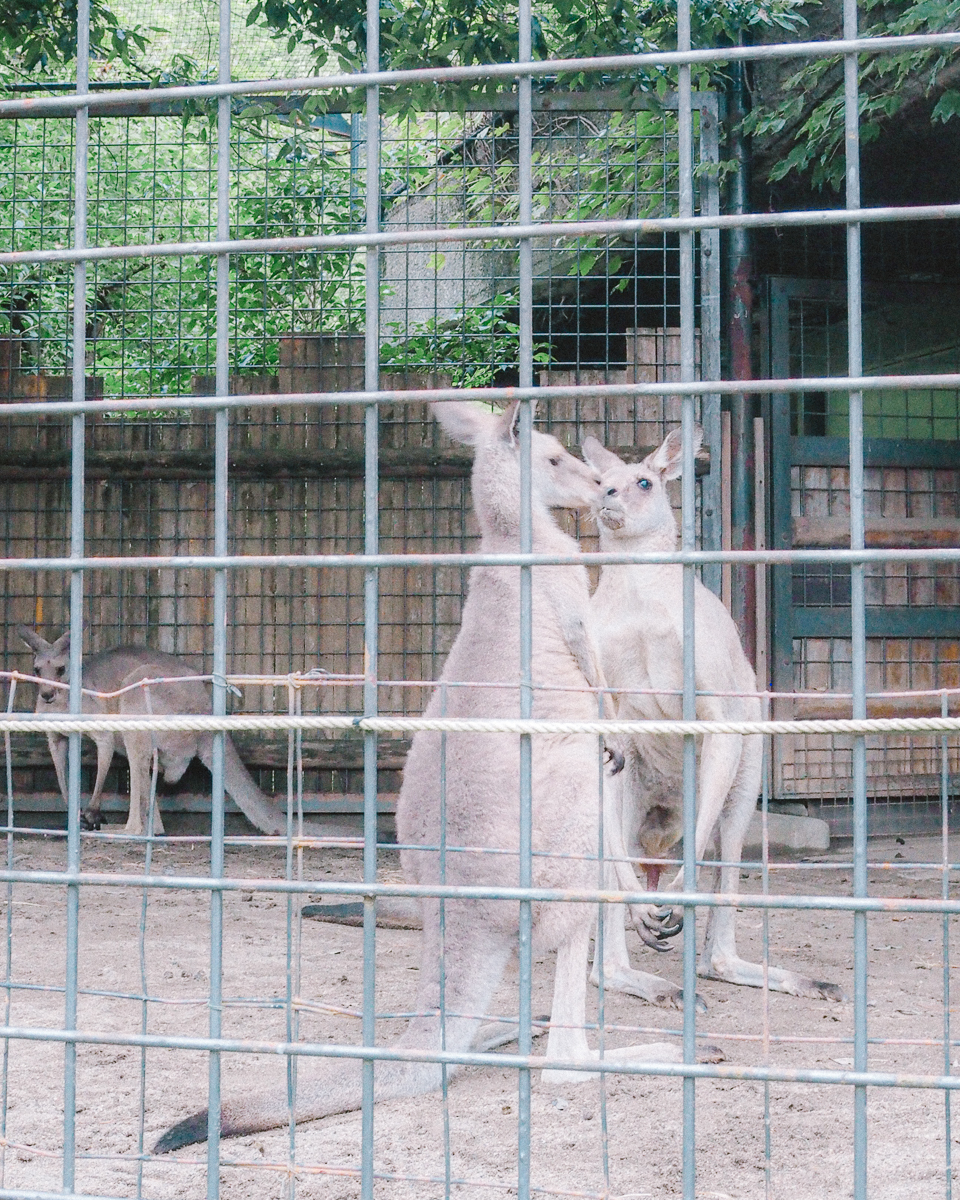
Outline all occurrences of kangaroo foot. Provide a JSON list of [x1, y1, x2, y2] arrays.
[[80, 809, 101, 832], [590, 965, 707, 1013], [698, 957, 848, 1003]]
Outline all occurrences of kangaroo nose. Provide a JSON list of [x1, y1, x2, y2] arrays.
[[40, 689, 55, 703], [606, 487, 618, 496]]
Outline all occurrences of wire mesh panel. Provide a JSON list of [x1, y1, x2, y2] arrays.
[[0, 4, 958, 1200]]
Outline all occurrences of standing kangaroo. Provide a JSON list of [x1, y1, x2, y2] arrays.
[[18, 627, 294, 837], [581, 428, 844, 1005], [155, 399, 689, 1155]]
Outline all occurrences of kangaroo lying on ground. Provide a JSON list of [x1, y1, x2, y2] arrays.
[[154, 399, 707, 1155], [580, 428, 844, 1006], [18, 627, 295, 837]]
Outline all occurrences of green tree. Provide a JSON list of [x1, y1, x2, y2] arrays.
[[0, 0, 151, 74], [746, 0, 960, 189]]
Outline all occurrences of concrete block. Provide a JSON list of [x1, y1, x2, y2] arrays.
[[743, 811, 830, 857]]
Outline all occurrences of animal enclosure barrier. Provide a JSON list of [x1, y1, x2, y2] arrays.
[[0, 3, 957, 1200]]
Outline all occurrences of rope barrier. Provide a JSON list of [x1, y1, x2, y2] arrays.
[[4, 713, 960, 736]]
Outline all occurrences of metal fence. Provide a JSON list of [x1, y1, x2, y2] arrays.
[[0, 1, 959, 1199]]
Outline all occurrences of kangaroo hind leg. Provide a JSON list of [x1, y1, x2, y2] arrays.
[[82, 734, 115, 831], [543, 915, 683, 1088], [122, 732, 165, 836], [698, 737, 844, 1002]]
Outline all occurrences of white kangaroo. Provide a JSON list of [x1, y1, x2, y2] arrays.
[[581, 428, 844, 1005], [154, 399, 700, 1155], [18, 627, 296, 837]]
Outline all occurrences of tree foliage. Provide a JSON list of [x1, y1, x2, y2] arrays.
[[0, 0, 152, 74], [746, 0, 960, 189], [248, 0, 805, 108]]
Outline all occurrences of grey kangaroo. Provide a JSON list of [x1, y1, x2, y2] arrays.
[[154, 399, 694, 1155], [18, 627, 294, 837], [581, 428, 844, 1006]]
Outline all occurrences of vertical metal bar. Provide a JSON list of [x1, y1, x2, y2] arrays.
[[677, 4, 698, 1197], [206, 1, 231, 1193], [438, 682, 452, 1200], [0, 680, 17, 1191], [942, 692, 952, 1200], [516, 3, 534, 1196], [361, 1, 381, 1195], [63, 1, 90, 1187], [760, 693, 772, 1199], [842, 2, 868, 1196], [136, 694, 160, 1200], [285, 681, 300, 1200]]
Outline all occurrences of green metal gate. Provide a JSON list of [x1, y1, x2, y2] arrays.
[[764, 274, 960, 821]]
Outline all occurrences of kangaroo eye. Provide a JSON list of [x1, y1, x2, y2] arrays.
[[548, 457, 560, 466], [638, 478, 653, 490]]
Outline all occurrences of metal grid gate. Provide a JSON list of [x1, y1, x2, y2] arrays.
[[0, 3, 957, 1200]]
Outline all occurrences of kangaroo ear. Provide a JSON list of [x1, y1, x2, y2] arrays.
[[581, 437, 625, 473], [647, 424, 703, 481], [496, 398, 536, 447], [50, 631, 71, 655], [16, 625, 49, 654], [430, 401, 500, 446]]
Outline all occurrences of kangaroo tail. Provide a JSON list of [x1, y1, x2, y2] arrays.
[[198, 736, 289, 836], [200, 736, 355, 840], [302, 897, 423, 929], [154, 1053, 445, 1154]]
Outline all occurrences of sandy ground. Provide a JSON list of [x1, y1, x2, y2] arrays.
[[0, 832, 956, 1200]]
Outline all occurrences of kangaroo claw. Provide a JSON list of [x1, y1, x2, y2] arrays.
[[637, 924, 675, 953], [650, 905, 683, 937], [603, 744, 625, 775]]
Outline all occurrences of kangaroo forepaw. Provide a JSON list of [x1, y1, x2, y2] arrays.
[[603, 744, 625, 776], [633, 903, 683, 951]]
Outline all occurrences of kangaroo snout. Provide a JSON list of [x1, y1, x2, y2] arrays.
[[40, 688, 57, 704]]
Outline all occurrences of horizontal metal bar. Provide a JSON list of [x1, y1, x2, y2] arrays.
[[2, 372, 960, 421], [6, 869, 960, 915], [0, 1022, 955, 1092], [1, 548, 960, 573], [1, 31, 959, 117], [0, 86, 684, 119], [2, 202, 960, 269], [7, 713, 960, 736]]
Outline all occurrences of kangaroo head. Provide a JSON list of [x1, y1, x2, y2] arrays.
[[432, 400, 601, 533], [582, 425, 703, 547], [17, 626, 71, 707]]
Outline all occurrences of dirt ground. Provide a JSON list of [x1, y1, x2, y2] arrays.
[[0, 832, 956, 1200]]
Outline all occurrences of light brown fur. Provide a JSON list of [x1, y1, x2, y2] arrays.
[[17, 628, 295, 837]]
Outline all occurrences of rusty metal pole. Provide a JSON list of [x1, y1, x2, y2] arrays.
[[727, 52, 757, 665]]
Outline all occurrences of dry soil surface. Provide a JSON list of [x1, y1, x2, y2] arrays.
[[0, 833, 955, 1200]]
